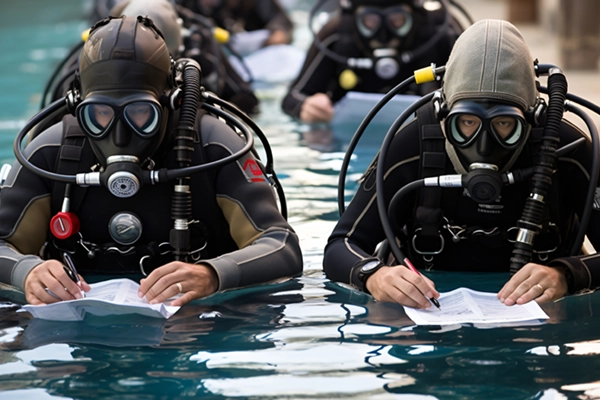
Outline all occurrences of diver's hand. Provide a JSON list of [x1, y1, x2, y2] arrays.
[[365, 265, 440, 309], [24, 260, 90, 305], [497, 262, 568, 306], [138, 262, 219, 307], [264, 29, 290, 46], [300, 93, 334, 123]]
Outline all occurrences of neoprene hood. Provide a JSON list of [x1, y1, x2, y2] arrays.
[[110, 0, 183, 58], [79, 16, 172, 100], [442, 19, 538, 112]]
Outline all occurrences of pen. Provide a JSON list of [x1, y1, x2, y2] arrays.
[[62, 252, 85, 298], [45, 288, 61, 299], [402, 257, 441, 309]]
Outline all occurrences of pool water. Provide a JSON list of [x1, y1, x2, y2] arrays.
[[1, 1, 600, 399]]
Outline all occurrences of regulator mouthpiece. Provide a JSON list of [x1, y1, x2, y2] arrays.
[[462, 164, 503, 204], [101, 156, 144, 198]]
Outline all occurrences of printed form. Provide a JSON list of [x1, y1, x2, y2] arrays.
[[21, 278, 181, 321], [404, 287, 549, 326]]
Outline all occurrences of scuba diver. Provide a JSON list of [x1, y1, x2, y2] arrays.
[[174, 2, 260, 113], [42, 0, 259, 115], [176, 0, 294, 54], [281, 0, 467, 123], [323, 19, 600, 309], [0, 15, 302, 306]]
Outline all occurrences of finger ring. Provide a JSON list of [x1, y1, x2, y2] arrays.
[[176, 282, 183, 293], [535, 283, 544, 292], [64, 287, 69, 291]]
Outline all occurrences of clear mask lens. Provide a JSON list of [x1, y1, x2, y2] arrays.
[[356, 10, 383, 38], [448, 113, 525, 148], [355, 6, 413, 38], [123, 102, 160, 137], [78, 101, 161, 139], [81, 104, 115, 136], [386, 7, 413, 37]]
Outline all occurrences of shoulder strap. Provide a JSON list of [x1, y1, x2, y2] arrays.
[[411, 106, 446, 251], [51, 115, 94, 215]]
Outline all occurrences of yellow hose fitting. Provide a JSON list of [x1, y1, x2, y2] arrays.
[[339, 69, 358, 90], [213, 27, 230, 44], [81, 29, 90, 42], [414, 65, 436, 84]]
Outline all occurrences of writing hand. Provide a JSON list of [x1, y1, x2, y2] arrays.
[[300, 93, 334, 123], [497, 262, 568, 306], [137, 261, 219, 307], [24, 259, 91, 305], [366, 265, 440, 309]]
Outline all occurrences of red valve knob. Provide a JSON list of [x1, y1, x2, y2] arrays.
[[50, 212, 80, 239]]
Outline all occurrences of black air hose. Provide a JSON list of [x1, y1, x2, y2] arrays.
[[509, 68, 567, 273], [171, 59, 202, 262]]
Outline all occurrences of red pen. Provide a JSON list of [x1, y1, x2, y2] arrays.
[[403, 257, 441, 309]]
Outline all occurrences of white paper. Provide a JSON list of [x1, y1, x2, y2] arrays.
[[20, 278, 181, 321], [237, 44, 306, 83], [229, 29, 271, 56], [404, 287, 549, 326], [331, 92, 421, 130]]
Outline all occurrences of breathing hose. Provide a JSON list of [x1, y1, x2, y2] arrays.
[[170, 59, 202, 262], [509, 67, 567, 273]]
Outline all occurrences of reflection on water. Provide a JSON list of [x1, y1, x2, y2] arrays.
[[1, 272, 600, 398], [0, 1, 600, 399]]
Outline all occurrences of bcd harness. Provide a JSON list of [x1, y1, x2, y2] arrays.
[[405, 105, 564, 270]]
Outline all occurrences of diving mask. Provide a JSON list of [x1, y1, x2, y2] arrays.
[[444, 101, 529, 173], [355, 5, 413, 39], [77, 94, 162, 139], [75, 92, 168, 173], [446, 101, 527, 150]]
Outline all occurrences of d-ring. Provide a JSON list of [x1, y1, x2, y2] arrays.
[[535, 283, 544, 292], [176, 282, 183, 293]]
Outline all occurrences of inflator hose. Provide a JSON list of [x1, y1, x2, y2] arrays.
[[205, 93, 288, 219], [338, 66, 445, 215], [509, 68, 567, 273], [14, 98, 77, 183], [563, 103, 600, 256], [539, 88, 600, 256], [376, 92, 436, 264], [337, 74, 417, 215], [170, 59, 202, 262]]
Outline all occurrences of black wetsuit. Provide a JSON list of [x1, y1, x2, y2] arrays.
[[0, 112, 302, 292], [178, 0, 293, 37], [281, 9, 462, 120], [323, 103, 600, 294]]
